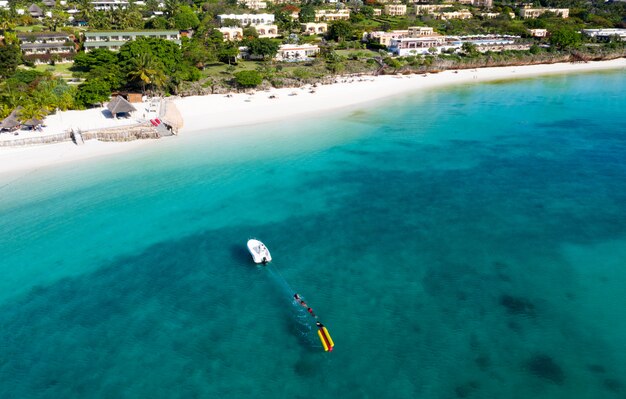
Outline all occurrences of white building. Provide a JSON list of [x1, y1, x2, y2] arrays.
[[528, 28, 547, 38], [218, 13, 275, 26], [389, 36, 450, 56], [314, 9, 350, 21], [91, 0, 129, 11], [519, 7, 569, 19], [384, 4, 407, 16], [366, 30, 409, 47], [582, 28, 626, 41], [219, 27, 243, 41], [239, 0, 267, 10], [436, 9, 473, 20], [275, 44, 319, 61], [255, 24, 279, 38], [83, 30, 180, 52], [301, 22, 328, 36], [408, 26, 434, 36]]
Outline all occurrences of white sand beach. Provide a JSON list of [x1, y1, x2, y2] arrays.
[[1, 58, 624, 178]]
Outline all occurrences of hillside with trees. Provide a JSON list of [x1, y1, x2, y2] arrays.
[[0, 0, 624, 120]]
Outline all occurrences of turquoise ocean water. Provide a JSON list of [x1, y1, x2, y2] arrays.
[[1, 70, 625, 398]]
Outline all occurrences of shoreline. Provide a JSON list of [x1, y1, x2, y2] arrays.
[[1, 58, 624, 179]]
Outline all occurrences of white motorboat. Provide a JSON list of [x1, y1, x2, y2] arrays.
[[247, 239, 272, 264]]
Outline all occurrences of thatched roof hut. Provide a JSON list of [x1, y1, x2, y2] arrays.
[[23, 118, 44, 127], [107, 96, 137, 118], [1, 115, 20, 131], [28, 4, 44, 17], [1, 107, 22, 132]]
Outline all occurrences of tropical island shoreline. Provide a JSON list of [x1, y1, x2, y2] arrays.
[[1, 57, 624, 179]]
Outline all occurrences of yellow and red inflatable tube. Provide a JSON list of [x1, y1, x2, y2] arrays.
[[317, 326, 334, 352]]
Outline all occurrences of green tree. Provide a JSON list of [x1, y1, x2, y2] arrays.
[[164, 0, 181, 17], [118, 38, 184, 79], [182, 37, 216, 68], [359, 6, 374, 19], [328, 20, 354, 42], [549, 27, 582, 50], [234, 70, 263, 87], [145, 16, 169, 29], [461, 42, 479, 56], [75, 78, 111, 107], [72, 48, 118, 72], [299, 5, 315, 23], [244, 37, 279, 60], [0, 44, 21, 78], [127, 52, 166, 93], [0, 10, 17, 33], [242, 26, 258, 39], [218, 43, 239, 65], [89, 11, 112, 29], [383, 56, 403, 72], [76, 0, 95, 22], [173, 6, 200, 30]]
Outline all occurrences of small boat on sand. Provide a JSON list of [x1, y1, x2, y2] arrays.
[[247, 239, 271, 264]]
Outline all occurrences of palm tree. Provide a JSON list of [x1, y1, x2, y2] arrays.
[[76, 0, 95, 22], [127, 53, 166, 94], [0, 11, 16, 33]]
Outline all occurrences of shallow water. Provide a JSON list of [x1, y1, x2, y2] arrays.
[[1, 70, 625, 398]]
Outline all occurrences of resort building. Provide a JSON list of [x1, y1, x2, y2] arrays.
[[366, 27, 438, 47], [301, 22, 328, 36], [415, 4, 448, 14], [314, 9, 350, 22], [218, 13, 275, 26], [255, 24, 279, 38], [472, 0, 492, 8], [83, 30, 180, 52], [408, 26, 435, 36], [384, 4, 407, 16], [582, 28, 626, 41], [373, 8, 382, 16], [519, 7, 569, 19], [480, 12, 500, 19], [91, 0, 131, 11], [18, 32, 76, 64], [528, 28, 548, 38], [436, 9, 473, 20], [388, 36, 448, 56], [275, 44, 319, 61], [219, 27, 243, 41], [0, 1, 9, 9], [366, 30, 409, 47], [450, 35, 521, 52], [239, 0, 267, 10]]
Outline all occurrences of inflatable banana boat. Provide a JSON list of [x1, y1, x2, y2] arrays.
[[317, 323, 334, 352]]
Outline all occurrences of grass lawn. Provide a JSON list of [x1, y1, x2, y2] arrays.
[[200, 61, 263, 79], [336, 49, 381, 58], [33, 63, 74, 77], [14, 25, 45, 32]]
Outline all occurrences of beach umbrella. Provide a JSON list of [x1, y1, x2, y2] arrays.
[[160, 102, 183, 132]]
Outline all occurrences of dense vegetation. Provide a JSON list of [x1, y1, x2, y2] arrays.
[[0, 0, 624, 119]]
